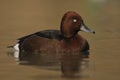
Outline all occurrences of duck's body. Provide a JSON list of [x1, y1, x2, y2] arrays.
[[11, 11, 95, 77]]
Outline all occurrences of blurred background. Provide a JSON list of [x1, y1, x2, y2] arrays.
[[0, 0, 120, 80]]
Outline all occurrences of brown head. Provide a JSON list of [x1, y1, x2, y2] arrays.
[[60, 11, 95, 38]]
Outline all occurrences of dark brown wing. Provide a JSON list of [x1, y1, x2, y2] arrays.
[[18, 30, 63, 43]]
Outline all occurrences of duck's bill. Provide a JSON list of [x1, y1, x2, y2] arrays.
[[80, 23, 95, 34]]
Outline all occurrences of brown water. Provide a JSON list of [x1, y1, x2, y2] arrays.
[[0, 0, 120, 80]]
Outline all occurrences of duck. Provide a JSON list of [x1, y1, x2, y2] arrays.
[[9, 11, 95, 77]]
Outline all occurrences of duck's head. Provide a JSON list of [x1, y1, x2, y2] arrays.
[[60, 11, 95, 38]]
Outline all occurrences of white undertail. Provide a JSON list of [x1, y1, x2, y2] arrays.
[[13, 43, 20, 61]]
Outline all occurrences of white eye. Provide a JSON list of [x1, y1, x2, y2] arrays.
[[73, 19, 77, 22]]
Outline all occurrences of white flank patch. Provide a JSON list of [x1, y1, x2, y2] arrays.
[[13, 43, 20, 61]]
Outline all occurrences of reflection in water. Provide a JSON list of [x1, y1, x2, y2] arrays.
[[8, 49, 90, 78]]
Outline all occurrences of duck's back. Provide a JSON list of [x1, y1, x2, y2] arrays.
[[18, 30, 62, 43]]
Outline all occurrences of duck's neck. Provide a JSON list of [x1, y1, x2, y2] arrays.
[[63, 34, 79, 43], [60, 34, 83, 50]]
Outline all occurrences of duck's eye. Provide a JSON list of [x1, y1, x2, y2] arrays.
[[73, 19, 77, 23]]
